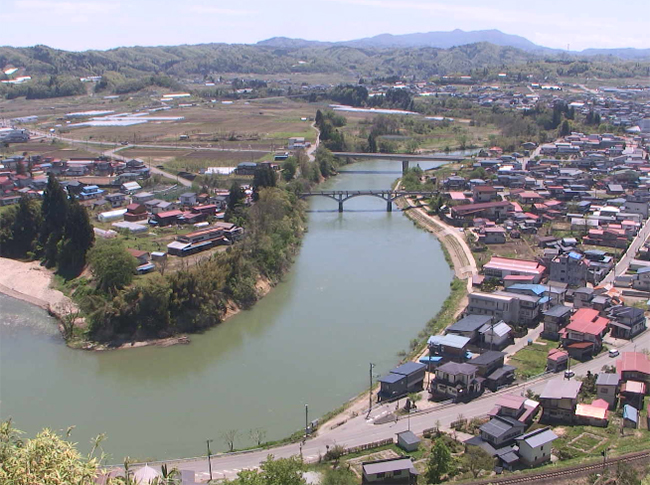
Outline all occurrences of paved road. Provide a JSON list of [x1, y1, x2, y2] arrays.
[[131, 325, 649, 482], [602, 213, 650, 286]]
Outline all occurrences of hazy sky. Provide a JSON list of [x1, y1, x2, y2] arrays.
[[2, 0, 649, 52]]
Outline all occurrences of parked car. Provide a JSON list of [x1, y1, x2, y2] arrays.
[[564, 370, 575, 378], [609, 349, 620, 358]]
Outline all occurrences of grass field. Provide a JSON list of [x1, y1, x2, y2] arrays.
[[120, 147, 271, 171], [508, 340, 555, 378]]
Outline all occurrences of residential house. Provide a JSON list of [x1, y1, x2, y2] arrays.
[[480, 226, 507, 244], [547, 348, 569, 373], [446, 315, 493, 344], [561, 308, 610, 360], [607, 305, 647, 339], [377, 362, 426, 401], [550, 252, 588, 287], [575, 403, 609, 427], [153, 210, 184, 226], [430, 362, 482, 402], [539, 379, 582, 423], [132, 191, 155, 204], [466, 292, 519, 325], [620, 381, 646, 410], [447, 201, 512, 226], [493, 290, 541, 326], [472, 185, 498, 203], [79, 185, 104, 200], [596, 373, 619, 409], [124, 203, 148, 222], [489, 394, 540, 424], [632, 266, 650, 291], [479, 416, 525, 448], [572, 287, 595, 309], [120, 181, 142, 194], [482, 257, 545, 283], [616, 352, 650, 386], [470, 350, 515, 390], [515, 428, 558, 467], [542, 305, 572, 340], [362, 457, 418, 484], [479, 320, 513, 351], [105, 193, 127, 208], [427, 334, 471, 363], [166, 226, 229, 257], [179, 192, 197, 206]]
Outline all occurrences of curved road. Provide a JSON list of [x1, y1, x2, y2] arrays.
[[123, 328, 649, 482]]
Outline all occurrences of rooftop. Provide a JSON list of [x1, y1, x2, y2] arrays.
[[447, 315, 493, 333], [566, 308, 609, 336], [617, 352, 650, 375], [363, 458, 417, 476], [540, 379, 582, 400], [516, 427, 558, 448], [484, 256, 545, 276]]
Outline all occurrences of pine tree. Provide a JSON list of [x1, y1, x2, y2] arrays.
[[11, 196, 42, 258], [57, 195, 95, 277], [40, 174, 69, 267]]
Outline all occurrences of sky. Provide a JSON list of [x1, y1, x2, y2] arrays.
[[1, 0, 649, 52]]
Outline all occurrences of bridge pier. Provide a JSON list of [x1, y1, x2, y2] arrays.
[[402, 160, 409, 175], [387, 199, 393, 212], [338, 201, 343, 212]]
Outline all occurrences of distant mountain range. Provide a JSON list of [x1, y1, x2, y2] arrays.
[[257, 29, 650, 59]]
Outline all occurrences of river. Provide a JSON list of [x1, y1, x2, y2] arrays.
[[0, 159, 453, 462]]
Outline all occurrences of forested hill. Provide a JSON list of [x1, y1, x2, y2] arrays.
[[1, 42, 649, 82]]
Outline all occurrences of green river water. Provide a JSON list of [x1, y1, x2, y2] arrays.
[[0, 159, 453, 461]]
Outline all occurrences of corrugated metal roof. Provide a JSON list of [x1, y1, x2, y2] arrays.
[[517, 428, 558, 448]]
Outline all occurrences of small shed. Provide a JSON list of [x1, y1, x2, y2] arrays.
[[623, 404, 638, 429], [396, 430, 421, 452]]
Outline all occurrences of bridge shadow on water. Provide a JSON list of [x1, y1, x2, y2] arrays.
[[306, 208, 395, 213]]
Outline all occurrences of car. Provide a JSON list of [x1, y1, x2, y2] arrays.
[[564, 370, 575, 379], [609, 349, 620, 358]]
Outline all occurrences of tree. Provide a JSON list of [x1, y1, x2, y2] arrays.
[[249, 428, 267, 447], [321, 467, 356, 485], [226, 181, 246, 223], [0, 421, 103, 484], [88, 239, 137, 293], [58, 195, 95, 277], [222, 429, 238, 452], [426, 438, 452, 484], [559, 120, 571, 137], [281, 157, 297, 182], [462, 445, 494, 478], [40, 173, 69, 267], [0, 196, 42, 259], [227, 455, 306, 485], [253, 165, 277, 200]]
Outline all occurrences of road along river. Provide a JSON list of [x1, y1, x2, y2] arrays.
[[0, 159, 453, 462]]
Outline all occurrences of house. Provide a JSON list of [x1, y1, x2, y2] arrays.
[[561, 308, 609, 360], [623, 404, 638, 429], [79, 185, 104, 200], [479, 320, 513, 350], [132, 191, 155, 204], [430, 362, 482, 402], [515, 428, 558, 467], [127, 249, 150, 266], [616, 352, 650, 385], [550, 252, 588, 287], [572, 287, 595, 309], [489, 394, 540, 424], [396, 431, 420, 452], [470, 351, 514, 390], [479, 416, 525, 448], [167, 226, 228, 257], [472, 185, 498, 203], [632, 267, 650, 291], [620, 381, 646, 410], [539, 379, 582, 423], [482, 257, 546, 283], [428, 334, 471, 363], [124, 203, 148, 222], [596, 373, 619, 409], [542, 305, 572, 340], [481, 227, 507, 244], [466, 292, 519, 325], [179, 192, 197, 206], [378, 362, 426, 401], [448, 201, 512, 225], [607, 305, 647, 339], [546, 348, 569, 372], [105, 192, 127, 208], [120, 181, 142, 194], [575, 403, 608, 427], [446, 315, 493, 343], [153, 210, 184, 226], [362, 457, 418, 484]]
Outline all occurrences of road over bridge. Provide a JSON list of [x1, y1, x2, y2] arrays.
[[300, 190, 437, 212], [332, 152, 467, 174]]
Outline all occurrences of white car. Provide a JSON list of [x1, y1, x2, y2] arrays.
[[609, 349, 620, 358]]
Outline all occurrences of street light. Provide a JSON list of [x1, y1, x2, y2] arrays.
[[305, 404, 309, 440], [206, 439, 213, 481], [367, 363, 375, 418]]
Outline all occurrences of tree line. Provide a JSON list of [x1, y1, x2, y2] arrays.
[[0, 174, 95, 277]]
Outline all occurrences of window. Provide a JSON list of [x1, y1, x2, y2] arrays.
[[377, 472, 385, 478]]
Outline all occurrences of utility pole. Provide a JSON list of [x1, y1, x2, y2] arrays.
[[206, 439, 213, 481], [368, 363, 375, 418], [305, 404, 309, 440]]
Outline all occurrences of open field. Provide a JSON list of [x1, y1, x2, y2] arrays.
[[2, 140, 99, 160], [120, 147, 271, 171]]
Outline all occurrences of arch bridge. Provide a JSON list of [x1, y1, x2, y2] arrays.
[[300, 190, 438, 212]]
